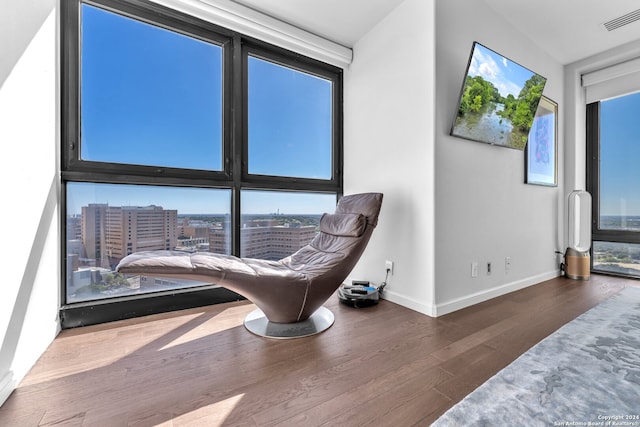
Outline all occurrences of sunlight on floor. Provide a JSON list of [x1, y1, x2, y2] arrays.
[[158, 305, 255, 351], [170, 393, 246, 426], [19, 303, 255, 387]]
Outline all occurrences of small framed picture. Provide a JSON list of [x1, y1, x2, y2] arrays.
[[525, 96, 558, 186]]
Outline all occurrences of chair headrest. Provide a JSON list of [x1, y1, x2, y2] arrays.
[[319, 213, 366, 237], [335, 193, 383, 227]]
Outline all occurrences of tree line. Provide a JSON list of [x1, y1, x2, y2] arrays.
[[457, 74, 545, 132]]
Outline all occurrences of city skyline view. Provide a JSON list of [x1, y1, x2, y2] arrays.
[[67, 182, 338, 216], [66, 199, 322, 303]]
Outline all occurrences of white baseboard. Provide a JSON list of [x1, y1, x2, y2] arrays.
[[380, 289, 437, 317], [434, 270, 560, 316], [380, 270, 561, 318], [0, 370, 16, 407]]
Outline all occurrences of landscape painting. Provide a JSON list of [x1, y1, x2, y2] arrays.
[[451, 42, 547, 150]]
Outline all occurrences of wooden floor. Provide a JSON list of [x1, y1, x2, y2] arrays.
[[0, 274, 637, 426]]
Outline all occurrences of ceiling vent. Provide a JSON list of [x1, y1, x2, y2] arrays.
[[601, 9, 640, 31]]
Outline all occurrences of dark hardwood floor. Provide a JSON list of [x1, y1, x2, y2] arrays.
[[0, 274, 636, 426]]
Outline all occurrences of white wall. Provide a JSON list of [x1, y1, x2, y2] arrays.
[[344, 0, 437, 314], [433, 0, 565, 314], [0, 0, 55, 88], [345, 0, 567, 316], [0, 0, 59, 406]]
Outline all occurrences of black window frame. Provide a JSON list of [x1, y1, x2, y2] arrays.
[[241, 43, 343, 188], [586, 101, 640, 276], [60, 0, 343, 328]]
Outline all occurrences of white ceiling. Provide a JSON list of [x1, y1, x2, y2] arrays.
[[229, 0, 406, 47], [484, 0, 640, 64], [231, 0, 640, 64]]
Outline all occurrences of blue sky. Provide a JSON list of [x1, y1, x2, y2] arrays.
[[600, 91, 640, 216], [466, 43, 541, 98], [248, 57, 332, 179], [67, 182, 336, 215], [67, 182, 230, 215], [67, 182, 337, 216], [81, 3, 223, 171], [77, 4, 334, 215]]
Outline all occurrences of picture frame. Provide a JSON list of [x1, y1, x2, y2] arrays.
[[525, 95, 558, 186], [450, 42, 547, 151]]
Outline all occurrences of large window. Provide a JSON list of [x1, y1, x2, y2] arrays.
[[80, 3, 224, 171], [247, 56, 333, 179], [587, 92, 640, 277], [61, 0, 343, 326], [240, 190, 337, 259], [66, 183, 232, 303]]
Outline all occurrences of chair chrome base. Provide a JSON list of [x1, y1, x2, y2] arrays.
[[244, 306, 335, 339]]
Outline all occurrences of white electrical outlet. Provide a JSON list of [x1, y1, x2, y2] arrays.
[[487, 262, 492, 275], [505, 257, 511, 272], [471, 261, 478, 277], [385, 260, 394, 274]]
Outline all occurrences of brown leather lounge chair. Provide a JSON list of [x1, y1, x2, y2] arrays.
[[116, 192, 383, 338]]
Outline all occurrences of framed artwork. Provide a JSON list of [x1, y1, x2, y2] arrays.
[[525, 95, 558, 186], [450, 42, 547, 151]]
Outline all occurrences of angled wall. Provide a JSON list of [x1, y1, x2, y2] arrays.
[[344, 0, 437, 314], [345, 0, 565, 317], [0, 1, 59, 406], [433, 0, 565, 313]]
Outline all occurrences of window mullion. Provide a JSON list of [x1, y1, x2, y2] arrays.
[[61, 0, 343, 326], [231, 35, 244, 256]]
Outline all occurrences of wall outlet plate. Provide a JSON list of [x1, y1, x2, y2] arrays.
[[385, 260, 394, 274]]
